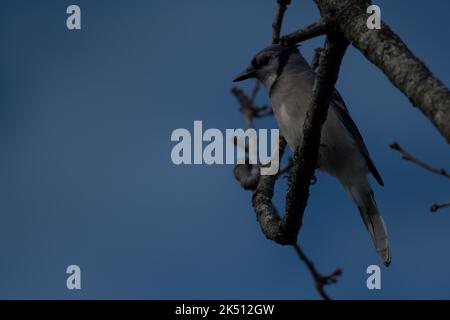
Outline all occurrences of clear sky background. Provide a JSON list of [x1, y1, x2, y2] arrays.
[[0, 0, 449, 299]]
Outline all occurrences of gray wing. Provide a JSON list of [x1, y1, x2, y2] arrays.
[[331, 90, 384, 186]]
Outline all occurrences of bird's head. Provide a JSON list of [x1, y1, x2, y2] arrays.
[[233, 44, 300, 90]]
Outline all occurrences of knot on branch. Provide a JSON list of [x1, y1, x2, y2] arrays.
[[234, 163, 260, 191]]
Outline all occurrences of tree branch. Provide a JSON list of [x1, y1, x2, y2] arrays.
[[314, 0, 450, 142], [233, 0, 344, 300], [231, 83, 274, 191], [247, 30, 350, 244], [280, 34, 349, 243], [430, 202, 450, 213], [389, 142, 449, 213], [280, 20, 327, 46], [231, 86, 273, 130], [233, 0, 450, 299], [293, 244, 342, 300], [390, 142, 450, 179], [272, 0, 292, 44], [310, 48, 324, 70]]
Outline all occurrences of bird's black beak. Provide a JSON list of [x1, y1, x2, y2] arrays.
[[233, 66, 257, 82]]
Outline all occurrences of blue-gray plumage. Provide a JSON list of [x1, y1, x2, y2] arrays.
[[234, 45, 391, 266]]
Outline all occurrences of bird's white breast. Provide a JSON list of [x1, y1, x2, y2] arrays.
[[274, 102, 306, 151]]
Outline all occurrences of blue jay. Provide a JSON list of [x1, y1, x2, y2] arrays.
[[234, 45, 391, 266]]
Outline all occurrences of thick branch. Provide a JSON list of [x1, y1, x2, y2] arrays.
[[314, 0, 450, 142], [252, 34, 349, 244], [251, 137, 290, 243], [390, 142, 450, 179], [282, 34, 349, 241]]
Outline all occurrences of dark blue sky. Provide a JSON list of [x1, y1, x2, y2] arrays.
[[0, 0, 449, 299]]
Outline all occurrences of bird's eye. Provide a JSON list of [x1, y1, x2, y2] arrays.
[[260, 56, 271, 67]]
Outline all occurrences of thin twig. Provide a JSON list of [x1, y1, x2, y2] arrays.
[[231, 85, 274, 129], [310, 47, 323, 70], [231, 82, 278, 191], [250, 81, 260, 103], [293, 244, 342, 300], [390, 142, 449, 214], [390, 142, 450, 179], [430, 202, 450, 213], [272, 0, 292, 44]]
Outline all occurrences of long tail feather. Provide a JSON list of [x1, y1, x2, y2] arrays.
[[350, 183, 391, 266]]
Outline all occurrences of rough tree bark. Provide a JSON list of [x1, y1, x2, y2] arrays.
[[314, 0, 450, 142], [280, 0, 450, 142]]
